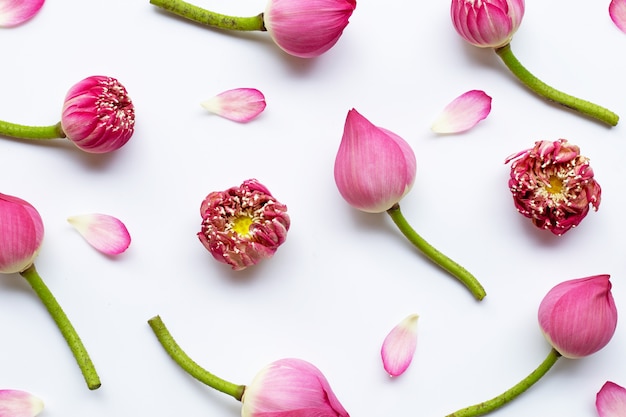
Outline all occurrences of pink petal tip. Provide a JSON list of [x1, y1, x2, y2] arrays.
[[381, 313, 419, 377], [431, 90, 492, 134], [610, 0, 626, 33], [68, 213, 131, 255], [0, 390, 44, 417], [0, 0, 45, 27], [597, 381, 626, 417], [201, 88, 266, 123]]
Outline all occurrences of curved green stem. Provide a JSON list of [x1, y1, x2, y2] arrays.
[[445, 348, 561, 417], [0, 120, 65, 139], [148, 315, 246, 401], [495, 43, 619, 126], [386, 204, 486, 301], [150, 0, 265, 32], [19, 264, 101, 390]]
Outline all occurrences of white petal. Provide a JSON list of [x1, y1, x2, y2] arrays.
[[431, 90, 492, 134], [0, 390, 44, 417], [0, 0, 45, 27], [610, 0, 626, 33], [68, 213, 131, 255], [597, 381, 626, 417], [200, 88, 266, 123], [381, 313, 419, 377]]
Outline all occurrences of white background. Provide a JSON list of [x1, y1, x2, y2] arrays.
[[1, 0, 625, 416]]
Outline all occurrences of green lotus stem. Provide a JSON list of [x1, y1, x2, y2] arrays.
[[495, 43, 619, 126], [445, 348, 561, 417], [0, 120, 64, 139], [148, 315, 246, 401], [19, 264, 101, 390], [150, 0, 265, 32], [386, 203, 486, 301]]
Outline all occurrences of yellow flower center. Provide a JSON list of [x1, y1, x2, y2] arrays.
[[546, 175, 564, 194], [232, 215, 253, 236]]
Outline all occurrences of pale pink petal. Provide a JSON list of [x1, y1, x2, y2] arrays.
[[610, 0, 626, 33], [0, 390, 44, 417], [597, 381, 626, 417], [0, 0, 45, 27], [431, 90, 492, 134], [200, 88, 266, 123], [67, 213, 131, 255], [381, 313, 419, 377]]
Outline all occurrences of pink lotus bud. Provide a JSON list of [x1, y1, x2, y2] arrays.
[[61, 75, 135, 154], [596, 381, 626, 417], [241, 358, 349, 417], [538, 275, 617, 359], [198, 179, 290, 271], [609, 0, 626, 34], [0, 193, 44, 274], [0, 0, 44, 27], [264, 0, 356, 58], [334, 109, 416, 213], [0, 389, 44, 417], [450, 0, 525, 48], [505, 139, 601, 235], [381, 313, 419, 377]]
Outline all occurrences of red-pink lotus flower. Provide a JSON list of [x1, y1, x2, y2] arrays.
[[0, 193, 44, 274], [264, 0, 356, 58], [334, 109, 416, 213], [381, 313, 419, 377], [0, 389, 44, 417], [431, 90, 492, 134], [505, 139, 601, 235], [241, 358, 350, 417], [201, 88, 266, 123], [538, 275, 617, 359], [61, 75, 135, 154], [610, 0, 626, 34], [0, 0, 44, 27], [198, 179, 290, 271], [450, 0, 525, 48], [597, 381, 626, 417], [67, 213, 131, 255]]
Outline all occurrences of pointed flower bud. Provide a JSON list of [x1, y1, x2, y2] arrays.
[[538, 275, 617, 359], [596, 381, 626, 417], [450, 0, 524, 48], [505, 139, 601, 235], [198, 179, 290, 271], [0, 389, 44, 417], [67, 213, 131, 255], [0, 193, 44, 274], [610, 0, 626, 34], [431, 90, 492, 134], [201, 88, 266, 123], [0, 0, 44, 27], [381, 313, 419, 377]]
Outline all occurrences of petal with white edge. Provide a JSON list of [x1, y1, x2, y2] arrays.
[[610, 0, 626, 33], [68, 213, 131, 255], [431, 90, 492, 134], [381, 313, 419, 377], [0, 390, 44, 417], [200, 88, 266, 123], [597, 381, 626, 417], [0, 0, 45, 27]]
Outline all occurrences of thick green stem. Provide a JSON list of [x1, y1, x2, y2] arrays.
[[19, 264, 101, 390], [150, 0, 265, 32], [495, 43, 619, 126], [148, 315, 246, 401], [445, 348, 561, 417], [386, 204, 486, 301], [0, 120, 65, 139]]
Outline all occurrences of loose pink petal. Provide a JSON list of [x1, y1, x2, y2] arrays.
[[431, 90, 492, 134], [381, 313, 419, 377], [610, 0, 626, 33], [0, 0, 45, 27], [0, 390, 44, 417], [596, 381, 626, 417], [201, 88, 266, 123], [67, 213, 131, 255]]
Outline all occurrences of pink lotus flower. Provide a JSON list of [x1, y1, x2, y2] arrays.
[[0, 193, 44, 274], [381, 313, 419, 377], [610, 0, 626, 34], [67, 213, 131, 255], [538, 275, 617, 359], [241, 358, 350, 417], [264, 0, 357, 58], [0, 0, 44, 27], [0, 389, 44, 417], [61, 75, 135, 154], [450, 0, 525, 48], [597, 381, 626, 417], [334, 109, 416, 213], [198, 179, 290, 270], [201, 88, 266, 123], [431, 90, 492, 134], [505, 139, 601, 235]]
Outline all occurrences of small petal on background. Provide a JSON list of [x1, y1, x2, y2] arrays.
[[381, 313, 419, 377], [201, 88, 266, 123], [610, 0, 626, 33], [0, 0, 44, 27], [68, 213, 131, 255], [431, 90, 492, 134], [0, 390, 44, 417], [597, 381, 626, 417]]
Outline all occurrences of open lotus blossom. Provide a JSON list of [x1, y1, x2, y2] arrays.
[[505, 139, 601, 235], [148, 316, 350, 417], [0, 390, 44, 417], [610, 0, 626, 33], [596, 381, 626, 417], [198, 179, 290, 271], [0, 0, 44, 27], [201, 88, 266, 123], [149, 0, 356, 58], [381, 313, 419, 377], [67, 213, 131, 255], [431, 90, 492, 134]]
